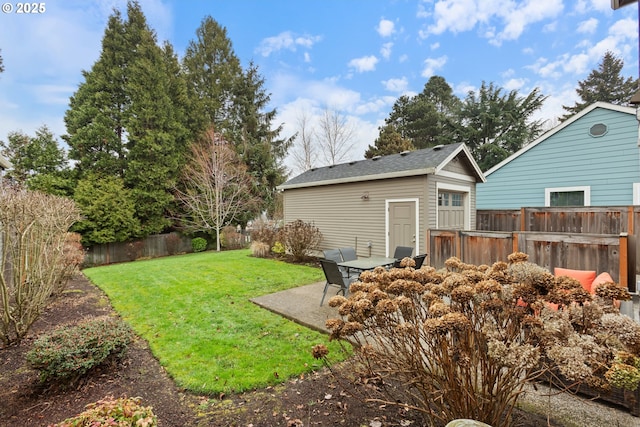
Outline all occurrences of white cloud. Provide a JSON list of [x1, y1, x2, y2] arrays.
[[348, 55, 379, 73], [453, 82, 476, 97], [256, 31, 322, 57], [380, 42, 393, 60], [421, 56, 447, 78], [503, 78, 527, 91], [495, 0, 564, 44], [562, 53, 591, 75], [427, 0, 482, 35], [382, 77, 409, 93], [577, 18, 598, 34], [425, 0, 563, 45], [377, 19, 395, 37], [33, 85, 77, 106], [430, 42, 440, 50], [574, 0, 614, 14]]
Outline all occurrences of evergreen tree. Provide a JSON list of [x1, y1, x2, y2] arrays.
[[562, 51, 639, 119], [64, 9, 129, 177], [182, 16, 243, 138], [0, 126, 73, 195], [73, 174, 141, 246], [64, 1, 191, 238], [183, 18, 290, 221], [456, 82, 546, 171], [0, 49, 4, 74], [365, 124, 414, 158], [384, 76, 460, 149], [125, 32, 190, 234]]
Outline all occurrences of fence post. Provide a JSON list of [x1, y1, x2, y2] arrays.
[[620, 233, 629, 289], [426, 229, 431, 266], [455, 230, 461, 260], [520, 207, 526, 231], [512, 232, 519, 253]]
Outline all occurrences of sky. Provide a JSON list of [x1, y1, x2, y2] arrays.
[[0, 0, 638, 175]]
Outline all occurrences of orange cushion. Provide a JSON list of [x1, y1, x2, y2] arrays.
[[590, 272, 621, 308], [591, 272, 614, 292], [554, 268, 596, 293]]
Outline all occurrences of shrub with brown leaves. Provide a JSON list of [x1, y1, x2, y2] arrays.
[[320, 252, 639, 427]]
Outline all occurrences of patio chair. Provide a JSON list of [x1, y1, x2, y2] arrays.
[[413, 254, 427, 269], [339, 247, 357, 262], [393, 246, 414, 259], [392, 246, 417, 268], [319, 259, 357, 306], [323, 249, 358, 280], [323, 249, 343, 263]]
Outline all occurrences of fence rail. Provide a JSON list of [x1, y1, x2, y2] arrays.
[[83, 232, 193, 267], [426, 229, 636, 292], [477, 207, 640, 278]]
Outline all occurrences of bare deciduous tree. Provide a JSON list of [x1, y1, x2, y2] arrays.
[[175, 128, 258, 251], [317, 107, 356, 165], [289, 109, 318, 174], [0, 186, 81, 345]]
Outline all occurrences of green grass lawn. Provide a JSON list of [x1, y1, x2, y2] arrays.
[[83, 249, 350, 394]]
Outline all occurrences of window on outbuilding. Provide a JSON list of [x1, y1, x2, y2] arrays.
[[438, 192, 463, 207]]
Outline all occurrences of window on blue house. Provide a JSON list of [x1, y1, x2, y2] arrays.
[[545, 186, 591, 207], [550, 191, 584, 206]]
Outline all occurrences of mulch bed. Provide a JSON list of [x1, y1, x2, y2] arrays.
[[0, 273, 557, 427]]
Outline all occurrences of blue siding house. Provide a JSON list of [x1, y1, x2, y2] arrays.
[[477, 102, 639, 209]]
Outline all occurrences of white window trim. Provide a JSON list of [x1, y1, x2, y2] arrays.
[[633, 183, 640, 205], [385, 198, 419, 258], [544, 186, 591, 207], [436, 182, 471, 229]]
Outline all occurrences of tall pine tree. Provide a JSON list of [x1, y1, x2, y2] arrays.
[[64, 9, 129, 177], [456, 82, 546, 171], [64, 1, 191, 239], [384, 76, 460, 149], [562, 51, 639, 119], [183, 18, 290, 221], [365, 124, 414, 158]]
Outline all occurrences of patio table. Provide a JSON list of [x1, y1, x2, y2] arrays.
[[337, 256, 396, 273]]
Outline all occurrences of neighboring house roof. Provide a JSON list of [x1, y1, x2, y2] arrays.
[[0, 154, 11, 170], [484, 102, 636, 176], [278, 143, 485, 190]]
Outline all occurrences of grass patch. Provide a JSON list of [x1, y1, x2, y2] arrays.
[[83, 249, 350, 394]]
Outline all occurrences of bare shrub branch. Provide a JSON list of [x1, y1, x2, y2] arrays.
[[175, 128, 258, 251], [0, 186, 81, 345]]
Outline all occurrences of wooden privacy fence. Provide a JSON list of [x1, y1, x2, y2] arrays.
[[477, 206, 638, 234], [477, 206, 640, 278], [83, 232, 193, 267], [83, 230, 252, 267], [426, 229, 636, 293]]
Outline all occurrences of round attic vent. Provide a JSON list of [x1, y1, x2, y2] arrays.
[[589, 123, 608, 137]]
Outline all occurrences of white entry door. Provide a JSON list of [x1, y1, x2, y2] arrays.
[[387, 200, 417, 256]]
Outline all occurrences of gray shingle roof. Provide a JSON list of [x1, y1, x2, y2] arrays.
[[279, 143, 480, 190]]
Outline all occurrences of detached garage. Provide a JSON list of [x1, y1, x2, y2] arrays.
[[277, 143, 485, 258]]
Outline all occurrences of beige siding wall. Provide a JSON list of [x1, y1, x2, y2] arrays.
[[441, 156, 469, 175], [282, 176, 429, 257]]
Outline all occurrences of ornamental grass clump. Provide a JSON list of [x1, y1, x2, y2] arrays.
[[320, 252, 640, 427]]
